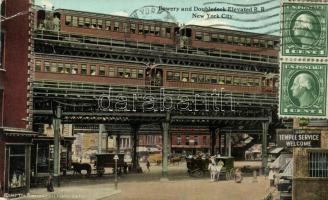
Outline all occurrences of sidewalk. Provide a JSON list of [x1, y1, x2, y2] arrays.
[[15, 183, 120, 200]]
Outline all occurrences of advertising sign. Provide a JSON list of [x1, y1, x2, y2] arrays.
[[276, 129, 321, 148]]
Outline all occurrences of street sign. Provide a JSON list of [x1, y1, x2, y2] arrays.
[[276, 129, 321, 148], [114, 155, 119, 160]]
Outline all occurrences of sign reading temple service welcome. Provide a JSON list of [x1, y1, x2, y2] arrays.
[[276, 129, 321, 148]]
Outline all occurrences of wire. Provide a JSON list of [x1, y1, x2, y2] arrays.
[[1, 11, 29, 22]]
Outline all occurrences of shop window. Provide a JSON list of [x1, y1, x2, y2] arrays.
[[64, 63, 71, 74], [138, 69, 144, 78], [91, 19, 97, 28], [44, 62, 50, 72], [98, 19, 103, 29], [118, 68, 124, 77], [78, 17, 84, 27], [155, 27, 160, 36], [219, 34, 225, 43], [72, 64, 78, 74], [139, 24, 143, 34], [191, 74, 197, 82], [130, 23, 136, 33], [211, 34, 218, 42], [109, 67, 115, 77], [195, 32, 202, 41], [173, 72, 180, 81], [65, 15, 71, 26], [35, 61, 41, 71], [105, 20, 111, 30], [131, 69, 137, 78], [144, 25, 149, 34], [114, 22, 119, 31], [85, 18, 90, 27], [7, 145, 27, 192], [198, 74, 205, 83], [125, 69, 131, 78], [309, 152, 328, 177], [203, 33, 210, 42], [218, 75, 225, 84], [90, 65, 96, 75], [72, 16, 78, 27], [226, 76, 232, 84], [166, 27, 171, 38], [50, 63, 57, 73], [99, 66, 105, 76], [167, 71, 173, 80], [57, 63, 64, 73], [182, 72, 189, 82], [81, 64, 87, 75]]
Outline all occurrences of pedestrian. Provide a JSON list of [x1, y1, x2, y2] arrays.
[[146, 159, 150, 172], [269, 169, 274, 187], [234, 168, 243, 183], [46, 174, 54, 192]]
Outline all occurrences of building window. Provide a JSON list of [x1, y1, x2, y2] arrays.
[[177, 135, 181, 145], [99, 66, 105, 76], [109, 67, 115, 77], [35, 61, 41, 71], [138, 69, 144, 78], [81, 64, 87, 75], [309, 152, 328, 177], [186, 136, 189, 145], [90, 65, 96, 75]]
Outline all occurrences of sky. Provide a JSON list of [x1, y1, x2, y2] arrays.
[[35, 0, 280, 35]]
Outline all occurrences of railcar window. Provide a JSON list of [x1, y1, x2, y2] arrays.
[[91, 19, 97, 29], [160, 27, 166, 37], [150, 26, 155, 35], [155, 27, 160, 36], [139, 24, 143, 34], [218, 76, 225, 84], [167, 71, 173, 80], [226, 76, 232, 84], [241, 78, 247, 86], [44, 62, 50, 72], [274, 41, 279, 50], [144, 25, 149, 34], [118, 68, 124, 77], [105, 21, 111, 30], [203, 33, 210, 42], [98, 20, 103, 29], [78, 17, 84, 27], [211, 34, 218, 42], [57, 63, 65, 73], [72, 64, 78, 74], [81, 64, 87, 75], [240, 37, 245, 46], [254, 79, 260, 86], [195, 32, 202, 41], [227, 36, 233, 44], [219, 34, 225, 43], [72, 16, 78, 27], [50, 63, 57, 73], [109, 67, 116, 77], [99, 66, 105, 76], [260, 40, 266, 48], [198, 74, 204, 83], [267, 41, 274, 48], [246, 38, 251, 46], [138, 69, 144, 78], [247, 78, 253, 86], [123, 22, 128, 33], [131, 69, 137, 78], [182, 73, 189, 82], [90, 65, 96, 75], [191, 74, 197, 82], [253, 39, 259, 47], [114, 22, 119, 31], [85, 18, 90, 28], [65, 16, 71, 26], [64, 64, 71, 74], [205, 75, 211, 83], [233, 36, 239, 44], [125, 69, 131, 78], [35, 61, 41, 72], [130, 23, 136, 33], [166, 28, 171, 38], [211, 75, 217, 83], [174, 72, 180, 81], [233, 77, 241, 85]]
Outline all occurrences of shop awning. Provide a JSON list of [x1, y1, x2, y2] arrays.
[[270, 147, 284, 154], [270, 153, 292, 169]]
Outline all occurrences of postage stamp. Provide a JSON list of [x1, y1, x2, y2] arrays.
[[279, 63, 327, 117], [282, 3, 327, 57]]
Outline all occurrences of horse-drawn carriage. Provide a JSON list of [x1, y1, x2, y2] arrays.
[[186, 156, 234, 180], [93, 153, 129, 177]]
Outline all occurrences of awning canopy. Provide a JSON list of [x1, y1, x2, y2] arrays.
[[270, 147, 284, 154], [270, 153, 292, 169]]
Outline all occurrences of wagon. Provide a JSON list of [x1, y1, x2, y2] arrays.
[[186, 156, 234, 180], [93, 153, 128, 177]]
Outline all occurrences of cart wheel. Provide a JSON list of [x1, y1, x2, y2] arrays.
[[192, 170, 204, 178]]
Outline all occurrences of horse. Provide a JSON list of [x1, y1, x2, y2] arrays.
[[71, 162, 92, 176], [208, 163, 223, 181], [170, 156, 182, 165]]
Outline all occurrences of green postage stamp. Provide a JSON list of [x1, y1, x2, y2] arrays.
[[280, 63, 327, 117], [282, 3, 327, 57]]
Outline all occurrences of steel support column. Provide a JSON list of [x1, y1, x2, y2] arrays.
[[116, 134, 121, 153], [262, 121, 269, 175], [131, 124, 140, 171], [53, 106, 61, 187], [161, 121, 170, 179], [98, 124, 105, 153], [210, 127, 217, 155]]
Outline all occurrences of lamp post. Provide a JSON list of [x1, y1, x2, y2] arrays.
[[114, 154, 119, 190]]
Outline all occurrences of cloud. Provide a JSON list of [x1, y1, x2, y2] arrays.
[[41, 0, 54, 10], [110, 11, 129, 17]]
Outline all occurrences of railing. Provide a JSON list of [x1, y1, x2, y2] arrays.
[[33, 29, 279, 64]]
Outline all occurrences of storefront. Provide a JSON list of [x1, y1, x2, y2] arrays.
[[0, 127, 37, 197]]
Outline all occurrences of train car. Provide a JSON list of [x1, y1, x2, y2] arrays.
[[35, 8, 179, 47]]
